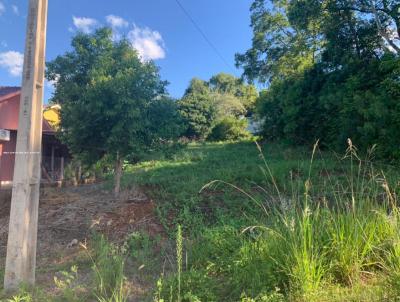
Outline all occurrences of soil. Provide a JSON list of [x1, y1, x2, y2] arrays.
[[0, 184, 165, 300]]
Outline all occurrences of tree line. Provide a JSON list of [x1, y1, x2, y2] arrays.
[[46, 28, 256, 195], [46, 0, 400, 195], [236, 0, 400, 160]]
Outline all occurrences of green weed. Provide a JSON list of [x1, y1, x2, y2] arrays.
[[83, 235, 128, 302], [134, 141, 400, 301]]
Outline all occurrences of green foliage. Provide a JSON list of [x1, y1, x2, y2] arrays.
[[207, 117, 252, 141], [176, 225, 183, 302], [119, 142, 400, 301], [239, 0, 400, 160], [120, 142, 273, 231], [178, 81, 216, 139], [157, 270, 220, 302], [126, 231, 153, 260], [46, 27, 182, 166], [53, 265, 82, 301], [257, 56, 400, 159], [178, 74, 258, 139], [209, 73, 258, 112], [240, 289, 285, 302], [237, 0, 399, 82], [4, 143, 400, 301], [2, 287, 50, 302], [88, 235, 128, 302], [235, 0, 316, 82], [5, 292, 33, 302]]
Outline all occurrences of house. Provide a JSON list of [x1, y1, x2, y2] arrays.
[[0, 86, 69, 186]]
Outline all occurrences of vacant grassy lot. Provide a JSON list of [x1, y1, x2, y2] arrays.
[[2, 141, 400, 301]]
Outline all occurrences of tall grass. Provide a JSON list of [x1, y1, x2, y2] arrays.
[[176, 225, 183, 302], [82, 235, 128, 302], [157, 141, 400, 301], [247, 141, 398, 299]]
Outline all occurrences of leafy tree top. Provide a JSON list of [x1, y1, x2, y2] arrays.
[[236, 0, 399, 83], [46, 28, 182, 165]]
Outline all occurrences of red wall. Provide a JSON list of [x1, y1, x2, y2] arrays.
[[0, 93, 54, 132], [0, 131, 17, 182], [0, 93, 56, 183], [0, 94, 20, 130]]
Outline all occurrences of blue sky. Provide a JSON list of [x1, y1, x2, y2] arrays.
[[0, 0, 254, 101]]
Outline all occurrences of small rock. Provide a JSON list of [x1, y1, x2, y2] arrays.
[[67, 239, 79, 248]]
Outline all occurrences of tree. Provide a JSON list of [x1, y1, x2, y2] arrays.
[[335, 0, 400, 54], [47, 28, 182, 196], [236, 0, 399, 82], [235, 0, 318, 83], [209, 73, 258, 113], [178, 78, 216, 139], [178, 74, 258, 139], [207, 116, 251, 141], [240, 0, 400, 159]]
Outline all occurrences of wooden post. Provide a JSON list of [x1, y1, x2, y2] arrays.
[[4, 0, 48, 290]]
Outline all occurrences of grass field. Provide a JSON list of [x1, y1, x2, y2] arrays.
[[118, 140, 400, 301], [2, 141, 400, 301], [122, 142, 338, 227]]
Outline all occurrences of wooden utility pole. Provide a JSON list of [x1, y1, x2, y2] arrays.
[[4, 0, 48, 290]]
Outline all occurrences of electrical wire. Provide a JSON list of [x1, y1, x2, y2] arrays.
[[173, 0, 236, 73]]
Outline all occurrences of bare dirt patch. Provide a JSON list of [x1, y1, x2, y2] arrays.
[[0, 183, 164, 299]]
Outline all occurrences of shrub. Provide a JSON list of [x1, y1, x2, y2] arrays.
[[257, 56, 400, 160], [207, 117, 251, 141]]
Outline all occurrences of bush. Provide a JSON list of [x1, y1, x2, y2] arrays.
[[207, 117, 251, 141], [257, 56, 400, 160]]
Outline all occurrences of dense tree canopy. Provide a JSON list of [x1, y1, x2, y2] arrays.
[[238, 0, 400, 160], [178, 78, 216, 139], [236, 0, 399, 82], [178, 74, 257, 139]]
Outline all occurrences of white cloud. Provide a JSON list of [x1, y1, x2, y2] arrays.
[[46, 74, 60, 88], [106, 15, 128, 41], [127, 24, 166, 61], [0, 2, 5, 16], [12, 5, 19, 15], [106, 15, 128, 29], [0, 51, 24, 76], [72, 16, 98, 34], [45, 79, 56, 89]]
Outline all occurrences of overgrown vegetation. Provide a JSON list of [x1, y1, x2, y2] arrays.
[[237, 0, 400, 160], [178, 74, 256, 140], [2, 0, 400, 300], [46, 28, 183, 196], [2, 141, 400, 301], [146, 141, 400, 301], [111, 140, 400, 301]]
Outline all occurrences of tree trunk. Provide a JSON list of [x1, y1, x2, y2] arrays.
[[114, 153, 123, 198], [73, 162, 81, 186], [370, 3, 400, 54]]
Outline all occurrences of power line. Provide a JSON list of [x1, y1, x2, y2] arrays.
[[173, 0, 236, 73]]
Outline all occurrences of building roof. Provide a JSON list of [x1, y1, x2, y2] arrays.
[[0, 86, 55, 133], [0, 86, 21, 102]]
